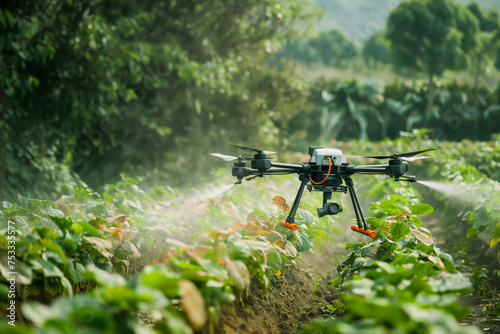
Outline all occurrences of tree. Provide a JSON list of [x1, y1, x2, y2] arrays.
[[362, 32, 391, 69], [386, 0, 480, 125], [0, 0, 321, 199], [321, 79, 386, 141], [277, 28, 357, 68], [309, 29, 357, 68], [467, 2, 499, 32], [466, 2, 500, 89]]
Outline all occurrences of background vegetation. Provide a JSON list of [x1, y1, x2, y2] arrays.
[[1, 0, 500, 332], [2, 0, 500, 201]]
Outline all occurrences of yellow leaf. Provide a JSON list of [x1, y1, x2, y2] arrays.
[[490, 236, 500, 248], [179, 280, 207, 329], [111, 228, 124, 241], [272, 195, 290, 213]]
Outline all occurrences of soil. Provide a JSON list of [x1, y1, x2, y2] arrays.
[[426, 217, 500, 333], [207, 229, 363, 334], [460, 293, 500, 333], [211, 268, 334, 334]]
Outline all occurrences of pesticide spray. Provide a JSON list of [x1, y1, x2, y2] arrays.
[[415, 180, 477, 205], [203, 184, 234, 199]]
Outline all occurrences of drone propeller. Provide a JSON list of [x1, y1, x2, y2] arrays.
[[229, 144, 276, 155], [401, 156, 430, 161], [350, 148, 436, 160], [210, 153, 252, 162]]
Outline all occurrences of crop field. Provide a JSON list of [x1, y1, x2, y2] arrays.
[[2, 0, 500, 333], [0, 132, 499, 333]]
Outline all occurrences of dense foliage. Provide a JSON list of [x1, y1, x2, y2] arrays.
[[276, 28, 357, 67], [288, 78, 500, 147], [3, 134, 498, 332], [2, 0, 500, 201], [0, 0, 320, 200], [0, 173, 338, 332]]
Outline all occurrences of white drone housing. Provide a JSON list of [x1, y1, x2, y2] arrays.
[[309, 148, 346, 166]]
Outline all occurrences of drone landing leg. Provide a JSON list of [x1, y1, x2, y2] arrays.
[[280, 177, 308, 230], [345, 177, 377, 238]]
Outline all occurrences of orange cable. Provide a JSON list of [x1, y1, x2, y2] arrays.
[[309, 157, 332, 185]]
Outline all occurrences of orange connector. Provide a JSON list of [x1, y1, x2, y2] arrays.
[[280, 220, 298, 231], [351, 225, 377, 238]]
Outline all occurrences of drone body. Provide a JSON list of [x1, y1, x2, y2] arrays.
[[212, 145, 435, 238]]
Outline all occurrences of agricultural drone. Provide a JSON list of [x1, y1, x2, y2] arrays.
[[211, 145, 435, 238]]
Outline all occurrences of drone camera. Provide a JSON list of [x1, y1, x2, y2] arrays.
[[318, 202, 342, 217]]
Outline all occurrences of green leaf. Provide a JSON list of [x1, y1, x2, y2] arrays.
[[23, 295, 115, 330], [274, 240, 297, 258], [266, 249, 282, 270], [35, 227, 59, 240], [77, 221, 102, 237], [225, 258, 250, 290], [2, 201, 13, 209], [30, 258, 64, 278], [0, 254, 34, 285], [100, 285, 163, 310], [246, 208, 268, 221], [294, 230, 313, 252], [61, 238, 78, 253], [60, 276, 73, 298], [44, 239, 68, 265], [429, 273, 471, 294], [410, 204, 434, 215], [50, 216, 73, 233], [473, 219, 489, 229], [141, 270, 181, 297], [71, 223, 84, 235], [120, 241, 141, 258], [83, 264, 125, 287], [466, 227, 479, 239], [296, 209, 316, 224], [83, 236, 113, 259], [390, 223, 410, 241], [367, 217, 388, 229]]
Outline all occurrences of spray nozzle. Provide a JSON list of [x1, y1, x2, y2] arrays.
[[395, 175, 417, 182]]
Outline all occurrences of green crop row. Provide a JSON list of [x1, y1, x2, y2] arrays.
[[0, 174, 338, 332], [302, 182, 480, 333]]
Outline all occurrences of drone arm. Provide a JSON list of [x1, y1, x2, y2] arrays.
[[347, 162, 409, 179], [271, 162, 309, 173], [347, 165, 387, 174]]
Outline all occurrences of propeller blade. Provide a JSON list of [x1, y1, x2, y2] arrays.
[[210, 153, 253, 161], [348, 155, 390, 159], [401, 156, 430, 161], [229, 144, 276, 155], [210, 153, 239, 161], [350, 148, 436, 160], [398, 148, 436, 158]]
